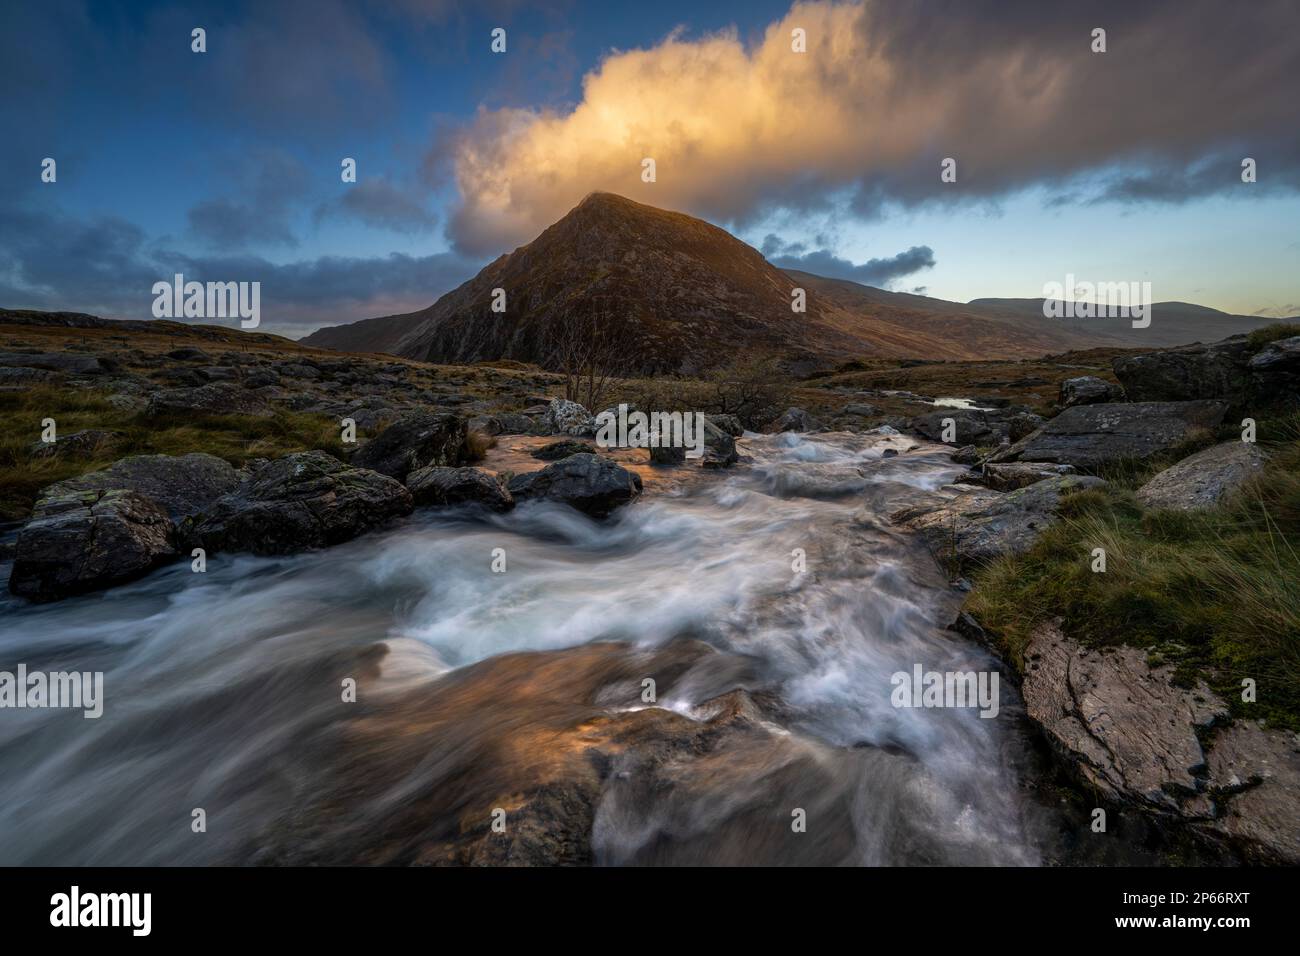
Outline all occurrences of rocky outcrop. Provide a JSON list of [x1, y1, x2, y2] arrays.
[[146, 382, 273, 418], [1021, 624, 1300, 863], [28, 429, 124, 461], [1135, 441, 1267, 511], [909, 407, 1041, 447], [992, 401, 1227, 469], [38, 453, 242, 521], [350, 412, 467, 482], [9, 490, 175, 602], [407, 466, 514, 512], [543, 399, 595, 437], [892, 475, 1105, 568], [188, 451, 413, 555], [1059, 375, 1122, 407], [1112, 334, 1300, 410], [507, 453, 642, 518]]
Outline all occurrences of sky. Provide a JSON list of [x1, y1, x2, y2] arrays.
[[2, 0, 1298, 337]]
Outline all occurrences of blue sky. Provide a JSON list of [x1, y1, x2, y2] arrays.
[[2, 0, 1297, 336]]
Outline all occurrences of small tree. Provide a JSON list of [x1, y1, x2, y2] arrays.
[[546, 297, 630, 412]]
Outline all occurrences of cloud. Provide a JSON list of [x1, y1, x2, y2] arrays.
[[763, 234, 935, 286], [187, 148, 310, 250], [314, 177, 439, 234], [0, 201, 479, 334], [441, 0, 1300, 255]]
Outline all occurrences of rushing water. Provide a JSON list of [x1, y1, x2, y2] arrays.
[[0, 430, 1063, 865]]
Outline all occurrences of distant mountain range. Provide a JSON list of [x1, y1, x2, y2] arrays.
[[302, 193, 1283, 371]]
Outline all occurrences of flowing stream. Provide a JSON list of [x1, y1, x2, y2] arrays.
[[0, 430, 1073, 865]]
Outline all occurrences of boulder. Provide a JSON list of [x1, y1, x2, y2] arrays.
[[507, 453, 642, 518], [166, 347, 211, 362], [8, 490, 175, 602], [704, 413, 744, 436], [891, 475, 1105, 568], [1135, 441, 1267, 511], [1021, 624, 1300, 863], [532, 439, 595, 461], [1058, 376, 1123, 407], [350, 413, 467, 482], [910, 408, 1011, 446], [700, 418, 738, 468], [406, 466, 513, 512], [1110, 335, 1300, 409], [543, 399, 595, 437], [40, 452, 242, 521], [188, 451, 412, 555], [495, 412, 548, 436], [775, 407, 819, 433], [841, 403, 878, 418], [992, 401, 1228, 469], [146, 382, 273, 418]]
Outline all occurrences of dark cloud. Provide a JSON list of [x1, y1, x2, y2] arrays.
[[764, 235, 936, 287], [186, 148, 310, 250], [314, 177, 438, 234], [0, 201, 479, 335]]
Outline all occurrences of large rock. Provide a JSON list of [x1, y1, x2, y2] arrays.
[[8, 490, 175, 602], [1022, 624, 1300, 863], [1112, 334, 1300, 409], [981, 461, 1077, 491], [406, 466, 513, 512], [507, 453, 642, 518], [188, 451, 412, 555], [40, 452, 242, 521], [909, 407, 1035, 446], [1135, 441, 1267, 511], [146, 382, 273, 418], [993, 401, 1228, 469], [0, 352, 104, 375], [1059, 375, 1122, 407], [532, 439, 594, 461], [543, 399, 595, 437], [892, 474, 1105, 568], [775, 407, 820, 433], [28, 429, 124, 462], [700, 418, 738, 469], [351, 412, 467, 482]]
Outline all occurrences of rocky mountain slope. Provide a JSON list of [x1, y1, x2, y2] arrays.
[[302, 193, 1277, 371]]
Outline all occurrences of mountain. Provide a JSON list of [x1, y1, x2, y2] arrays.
[[301, 193, 1279, 370]]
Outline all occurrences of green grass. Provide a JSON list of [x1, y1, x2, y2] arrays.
[[967, 431, 1300, 729], [1246, 322, 1300, 351], [0, 385, 344, 523]]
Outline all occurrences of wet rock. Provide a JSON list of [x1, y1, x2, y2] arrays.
[[9, 490, 175, 602], [1022, 624, 1226, 812], [892, 474, 1105, 567], [41, 452, 242, 521], [351, 412, 468, 482], [146, 382, 274, 418], [28, 429, 124, 462], [992, 401, 1228, 469], [1059, 376, 1123, 407], [507, 453, 642, 518], [910, 408, 1003, 445], [649, 443, 686, 465], [700, 418, 738, 468], [188, 451, 412, 555], [982, 461, 1077, 491], [704, 413, 744, 436], [950, 445, 980, 465], [775, 407, 819, 432], [1136, 441, 1268, 511], [543, 398, 595, 436], [406, 466, 513, 512], [1021, 624, 1300, 863], [531, 439, 595, 461]]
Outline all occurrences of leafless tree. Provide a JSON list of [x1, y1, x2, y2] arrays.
[[545, 296, 631, 412]]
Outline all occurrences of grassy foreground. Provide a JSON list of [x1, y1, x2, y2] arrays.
[[967, 413, 1300, 730]]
